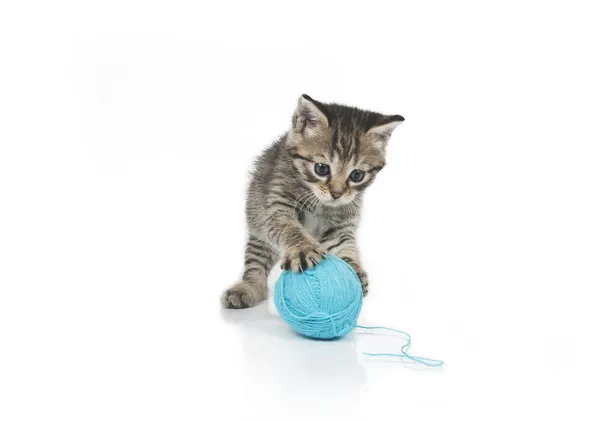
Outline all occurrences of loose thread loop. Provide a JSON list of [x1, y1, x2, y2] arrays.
[[356, 325, 445, 367]]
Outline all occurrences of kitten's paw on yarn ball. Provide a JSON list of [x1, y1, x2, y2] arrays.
[[221, 282, 266, 309], [342, 258, 369, 296], [281, 244, 326, 272], [352, 267, 369, 296], [356, 269, 369, 296]]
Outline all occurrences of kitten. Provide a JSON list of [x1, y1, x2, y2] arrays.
[[222, 94, 404, 309]]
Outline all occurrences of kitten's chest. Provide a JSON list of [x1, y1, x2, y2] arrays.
[[302, 212, 322, 238]]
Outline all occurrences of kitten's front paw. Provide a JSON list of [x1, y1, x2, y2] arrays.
[[221, 282, 266, 309], [356, 268, 369, 297], [281, 243, 326, 272], [342, 258, 369, 296]]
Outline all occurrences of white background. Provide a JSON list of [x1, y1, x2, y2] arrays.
[[1, 1, 599, 420]]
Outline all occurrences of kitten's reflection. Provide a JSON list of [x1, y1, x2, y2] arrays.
[[221, 301, 365, 417]]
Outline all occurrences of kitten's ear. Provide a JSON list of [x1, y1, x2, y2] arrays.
[[367, 114, 405, 142], [292, 94, 329, 135]]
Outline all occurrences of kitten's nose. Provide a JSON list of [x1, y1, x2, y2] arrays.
[[330, 190, 343, 200]]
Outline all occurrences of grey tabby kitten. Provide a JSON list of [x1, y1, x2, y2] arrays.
[[222, 95, 404, 309]]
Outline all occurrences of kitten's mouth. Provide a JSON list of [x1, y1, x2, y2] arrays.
[[304, 186, 354, 208], [318, 194, 354, 207]]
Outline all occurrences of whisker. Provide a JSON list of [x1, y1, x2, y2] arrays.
[[310, 196, 321, 213], [299, 191, 316, 214], [291, 190, 313, 216]]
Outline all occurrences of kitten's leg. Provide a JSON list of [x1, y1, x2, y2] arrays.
[[320, 227, 369, 296], [266, 210, 326, 272], [221, 235, 279, 309]]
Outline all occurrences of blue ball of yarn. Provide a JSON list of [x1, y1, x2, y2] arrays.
[[274, 255, 363, 339]]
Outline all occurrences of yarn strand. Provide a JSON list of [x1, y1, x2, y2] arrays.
[[357, 325, 445, 367]]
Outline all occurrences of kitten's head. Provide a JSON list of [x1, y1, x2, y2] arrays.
[[287, 94, 404, 206]]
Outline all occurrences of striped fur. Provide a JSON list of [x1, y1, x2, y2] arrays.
[[222, 95, 403, 308]]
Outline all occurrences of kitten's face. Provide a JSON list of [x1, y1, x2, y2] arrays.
[[287, 95, 404, 207]]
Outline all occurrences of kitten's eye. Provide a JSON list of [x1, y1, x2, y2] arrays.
[[349, 170, 365, 182], [314, 163, 330, 176]]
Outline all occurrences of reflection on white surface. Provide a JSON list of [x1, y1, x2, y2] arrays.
[[222, 302, 365, 418]]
